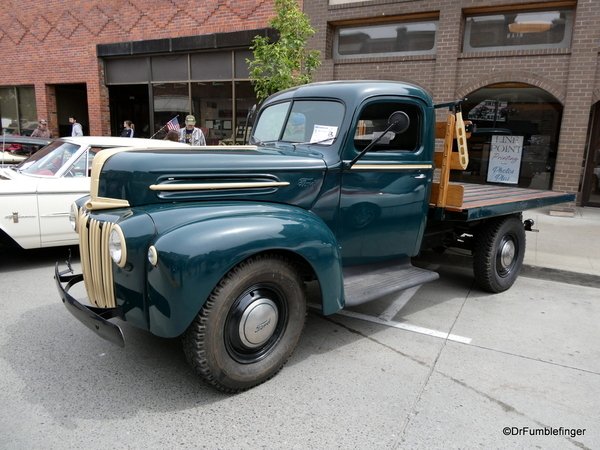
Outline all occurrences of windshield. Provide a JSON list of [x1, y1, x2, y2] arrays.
[[18, 141, 87, 176], [251, 100, 345, 145]]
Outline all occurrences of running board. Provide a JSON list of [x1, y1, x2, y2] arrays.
[[343, 258, 439, 308]]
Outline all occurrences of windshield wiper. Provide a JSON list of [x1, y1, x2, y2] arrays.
[[251, 137, 281, 147], [290, 137, 336, 150]]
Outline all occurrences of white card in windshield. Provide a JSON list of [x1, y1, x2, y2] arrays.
[[310, 125, 338, 145]]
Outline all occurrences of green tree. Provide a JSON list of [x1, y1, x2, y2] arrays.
[[248, 0, 321, 102]]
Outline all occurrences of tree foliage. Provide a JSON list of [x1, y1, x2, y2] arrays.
[[248, 0, 321, 102]]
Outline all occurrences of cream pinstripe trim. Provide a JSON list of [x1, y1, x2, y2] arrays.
[[149, 181, 290, 191], [351, 164, 433, 170]]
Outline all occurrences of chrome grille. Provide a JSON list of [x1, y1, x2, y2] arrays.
[[77, 208, 117, 308]]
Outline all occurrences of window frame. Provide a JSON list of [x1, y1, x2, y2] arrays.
[[348, 97, 424, 158], [462, 5, 575, 53], [333, 16, 439, 60]]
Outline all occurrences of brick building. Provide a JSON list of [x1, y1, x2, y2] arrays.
[[0, 0, 276, 142], [1, 0, 599, 210], [305, 0, 600, 210]]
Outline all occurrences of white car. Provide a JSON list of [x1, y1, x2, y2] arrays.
[[1, 136, 55, 167], [1, 151, 27, 166], [0, 136, 190, 249]]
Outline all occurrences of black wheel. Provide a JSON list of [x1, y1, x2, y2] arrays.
[[473, 216, 526, 293], [182, 254, 307, 392]]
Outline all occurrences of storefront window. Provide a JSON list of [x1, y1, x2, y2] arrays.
[[152, 83, 189, 138], [105, 58, 149, 84], [191, 53, 232, 80], [152, 55, 188, 82], [232, 81, 258, 144], [463, 7, 574, 53], [0, 87, 18, 134], [191, 81, 233, 144], [0, 86, 37, 136], [334, 18, 438, 59], [108, 50, 258, 143], [17, 86, 38, 135], [456, 83, 562, 190]]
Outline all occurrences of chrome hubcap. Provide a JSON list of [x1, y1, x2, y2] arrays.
[[499, 239, 516, 270], [239, 299, 278, 349]]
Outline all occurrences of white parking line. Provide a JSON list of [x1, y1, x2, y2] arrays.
[[335, 309, 472, 344], [378, 285, 421, 321], [308, 268, 472, 344]]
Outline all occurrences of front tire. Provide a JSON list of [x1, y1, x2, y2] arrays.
[[182, 254, 307, 392], [473, 216, 526, 293]]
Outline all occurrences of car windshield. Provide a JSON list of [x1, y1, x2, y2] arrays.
[[251, 100, 345, 145], [17, 141, 85, 176]]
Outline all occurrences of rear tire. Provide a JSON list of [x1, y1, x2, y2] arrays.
[[182, 254, 306, 392], [473, 216, 525, 293]]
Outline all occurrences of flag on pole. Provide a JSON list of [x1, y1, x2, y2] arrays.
[[166, 116, 180, 131]]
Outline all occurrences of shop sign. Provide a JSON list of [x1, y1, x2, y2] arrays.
[[487, 135, 524, 184]]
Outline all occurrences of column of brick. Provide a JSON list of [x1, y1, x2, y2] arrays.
[[432, 5, 463, 111], [552, 2, 600, 213]]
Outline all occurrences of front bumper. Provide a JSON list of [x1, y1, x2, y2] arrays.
[[55, 262, 125, 348]]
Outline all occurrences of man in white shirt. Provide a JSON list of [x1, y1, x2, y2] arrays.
[[69, 116, 83, 136]]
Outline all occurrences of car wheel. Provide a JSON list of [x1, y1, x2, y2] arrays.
[[473, 216, 525, 293], [182, 254, 307, 392]]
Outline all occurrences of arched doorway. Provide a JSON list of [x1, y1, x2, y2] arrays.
[[454, 82, 562, 190]]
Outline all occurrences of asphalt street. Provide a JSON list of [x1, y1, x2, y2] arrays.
[[0, 245, 598, 450]]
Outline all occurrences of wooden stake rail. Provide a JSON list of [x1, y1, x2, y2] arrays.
[[430, 112, 470, 209]]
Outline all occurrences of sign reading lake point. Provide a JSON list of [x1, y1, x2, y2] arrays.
[[487, 135, 523, 184]]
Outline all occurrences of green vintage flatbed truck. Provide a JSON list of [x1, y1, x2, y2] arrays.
[[56, 81, 574, 392]]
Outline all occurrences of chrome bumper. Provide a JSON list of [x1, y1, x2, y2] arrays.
[[55, 262, 125, 348]]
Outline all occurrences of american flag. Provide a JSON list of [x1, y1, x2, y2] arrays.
[[166, 116, 180, 131]]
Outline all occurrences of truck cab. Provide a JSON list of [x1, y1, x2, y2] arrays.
[[250, 81, 435, 265]]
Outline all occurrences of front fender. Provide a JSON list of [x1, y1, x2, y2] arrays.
[[146, 204, 343, 337]]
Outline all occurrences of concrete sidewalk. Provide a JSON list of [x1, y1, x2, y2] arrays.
[[413, 205, 600, 288], [523, 206, 600, 279]]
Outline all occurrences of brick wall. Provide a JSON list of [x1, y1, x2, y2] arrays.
[[304, 0, 600, 207], [0, 0, 277, 136]]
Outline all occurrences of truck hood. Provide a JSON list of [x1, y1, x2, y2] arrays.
[[87, 146, 328, 210]]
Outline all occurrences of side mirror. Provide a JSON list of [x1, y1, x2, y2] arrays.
[[345, 110, 411, 169], [387, 111, 410, 134]]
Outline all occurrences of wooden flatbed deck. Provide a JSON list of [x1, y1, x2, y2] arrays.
[[430, 182, 575, 221]]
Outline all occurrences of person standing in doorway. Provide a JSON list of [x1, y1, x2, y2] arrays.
[[121, 120, 134, 138], [69, 116, 83, 136], [178, 115, 206, 146], [31, 119, 53, 139]]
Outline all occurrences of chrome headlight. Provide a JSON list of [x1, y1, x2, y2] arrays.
[[69, 203, 78, 232], [109, 226, 127, 267], [147, 246, 158, 266]]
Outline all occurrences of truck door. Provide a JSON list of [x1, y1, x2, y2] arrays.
[[339, 98, 434, 265]]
